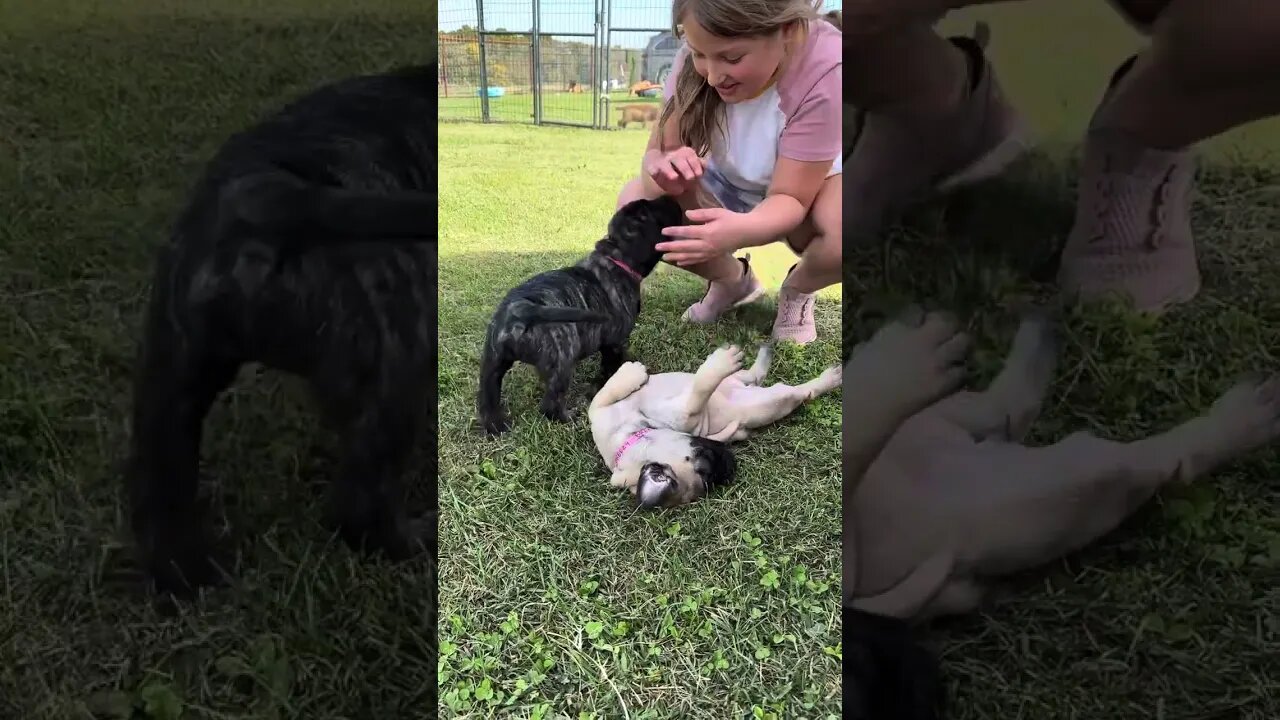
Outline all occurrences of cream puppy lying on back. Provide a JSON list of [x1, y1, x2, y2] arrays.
[[589, 345, 842, 508], [847, 305, 1280, 623]]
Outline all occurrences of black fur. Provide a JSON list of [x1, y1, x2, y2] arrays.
[[846, 607, 946, 720], [125, 64, 438, 598], [476, 196, 685, 435], [688, 435, 736, 493]]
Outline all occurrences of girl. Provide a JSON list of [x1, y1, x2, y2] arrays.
[[615, 0, 842, 345]]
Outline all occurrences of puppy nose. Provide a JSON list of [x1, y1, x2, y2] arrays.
[[637, 477, 670, 508], [637, 494, 663, 509]]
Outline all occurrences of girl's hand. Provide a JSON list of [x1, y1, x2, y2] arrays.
[[656, 207, 749, 266], [644, 146, 706, 196]]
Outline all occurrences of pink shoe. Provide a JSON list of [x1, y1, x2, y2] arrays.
[[1057, 57, 1201, 313], [682, 255, 765, 324], [845, 26, 1034, 242], [771, 280, 817, 345]]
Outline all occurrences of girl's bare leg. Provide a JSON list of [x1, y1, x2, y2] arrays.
[[782, 174, 842, 294]]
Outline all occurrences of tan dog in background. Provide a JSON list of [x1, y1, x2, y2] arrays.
[[617, 103, 659, 129], [629, 80, 661, 96], [845, 306, 1280, 623]]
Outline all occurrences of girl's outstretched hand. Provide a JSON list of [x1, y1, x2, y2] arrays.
[[644, 146, 706, 197], [656, 207, 748, 266]]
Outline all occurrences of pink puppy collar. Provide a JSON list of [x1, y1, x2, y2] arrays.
[[610, 257, 643, 283], [613, 427, 650, 469]]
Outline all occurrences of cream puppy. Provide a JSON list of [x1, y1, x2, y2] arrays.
[[589, 344, 842, 508], [848, 307, 1280, 622]]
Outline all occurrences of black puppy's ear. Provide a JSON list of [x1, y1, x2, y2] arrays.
[[653, 194, 688, 227], [605, 198, 649, 241], [655, 193, 682, 216], [688, 436, 736, 491]]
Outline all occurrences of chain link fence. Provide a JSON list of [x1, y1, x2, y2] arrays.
[[440, 0, 841, 129]]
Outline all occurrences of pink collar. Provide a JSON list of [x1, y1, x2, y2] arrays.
[[610, 257, 643, 283], [613, 427, 650, 469]]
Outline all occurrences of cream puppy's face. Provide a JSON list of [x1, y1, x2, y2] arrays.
[[613, 435, 737, 509]]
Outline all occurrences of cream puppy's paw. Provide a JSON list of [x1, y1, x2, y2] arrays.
[[702, 345, 745, 378], [1205, 371, 1280, 458], [609, 466, 640, 491], [811, 364, 842, 395], [846, 309, 970, 416], [611, 361, 649, 394]]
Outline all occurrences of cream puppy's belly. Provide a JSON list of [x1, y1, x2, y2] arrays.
[[588, 347, 842, 508], [636, 375, 758, 435]]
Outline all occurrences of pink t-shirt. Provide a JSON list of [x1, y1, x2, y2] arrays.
[[661, 18, 842, 211]]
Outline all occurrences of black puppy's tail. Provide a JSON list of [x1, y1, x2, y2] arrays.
[[507, 300, 608, 324], [223, 172, 436, 245]]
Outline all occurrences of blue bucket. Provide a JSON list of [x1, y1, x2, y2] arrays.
[[478, 86, 506, 98]]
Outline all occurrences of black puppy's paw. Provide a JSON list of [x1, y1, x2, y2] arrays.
[[540, 404, 574, 423], [145, 544, 228, 599], [410, 511, 438, 557], [481, 414, 512, 436], [337, 514, 429, 563]]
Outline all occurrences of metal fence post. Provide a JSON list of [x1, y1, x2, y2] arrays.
[[600, 0, 610, 131], [532, 0, 542, 125], [475, 0, 491, 122], [604, 0, 612, 126], [591, 0, 602, 129]]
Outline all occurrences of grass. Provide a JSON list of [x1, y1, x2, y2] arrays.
[[437, 121, 842, 718], [439, 89, 662, 128], [1, 1, 438, 718], [842, 4, 1280, 718]]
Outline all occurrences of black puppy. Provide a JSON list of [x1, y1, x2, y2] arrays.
[[477, 196, 684, 435], [846, 607, 946, 719], [126, 64, 438, 597]]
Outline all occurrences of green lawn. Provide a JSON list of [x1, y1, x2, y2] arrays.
[[437, 122, 842, 718], [1, 2, 437, 718], [847, 4, 1280, 718]]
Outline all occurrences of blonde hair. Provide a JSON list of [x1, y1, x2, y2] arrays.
[[659, 0, 823, 156]]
